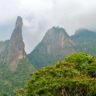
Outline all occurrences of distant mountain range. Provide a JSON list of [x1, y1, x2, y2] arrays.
[[0, 16, 96, 95], [28, 27, 96, 68], [1, 17, 96, 70], [28, 27, 75, 68]]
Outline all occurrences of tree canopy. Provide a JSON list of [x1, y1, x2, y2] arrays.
[[16, 52, 96, 96]]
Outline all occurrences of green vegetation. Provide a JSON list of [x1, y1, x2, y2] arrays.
[[17, 52, 96, 96], [71, 29, 96, 55], [0, 58, 35, 96]]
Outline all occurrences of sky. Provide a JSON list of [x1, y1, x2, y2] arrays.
[[0, 0, 96, 53]]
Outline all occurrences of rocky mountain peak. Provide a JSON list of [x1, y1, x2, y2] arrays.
[[28, 26, 75, 68], [6, 16, 26, 71], [16, 16, 23, 28], [43, 27, 69, 42], [42, 27, 74, 54]]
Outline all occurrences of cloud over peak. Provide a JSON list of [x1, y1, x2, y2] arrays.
[[0, 0, 96, 53]]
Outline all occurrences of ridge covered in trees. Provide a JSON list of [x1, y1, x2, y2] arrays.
[[16, 52, 96, 96]]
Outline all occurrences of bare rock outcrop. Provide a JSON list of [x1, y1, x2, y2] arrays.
[[6, 16, 26, 71]]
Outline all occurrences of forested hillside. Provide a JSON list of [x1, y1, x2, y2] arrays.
[[0, 58, 35, 95], [17, 52, 96, 96]]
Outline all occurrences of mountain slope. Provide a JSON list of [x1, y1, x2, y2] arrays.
[[28, 27, 75, 68], [6, 16, 26, 71], [71, 29, 96, 55], [0, 58, 35, 96], [28, 28, 96, 69], [0, 16, 35, 95]]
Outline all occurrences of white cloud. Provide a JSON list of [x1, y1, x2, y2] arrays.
[[0, 0, 96, 53], [17, 0, 53, 13]]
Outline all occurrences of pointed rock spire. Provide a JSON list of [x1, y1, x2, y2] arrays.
[[16, 16, 23, 28], [6, 16, 26, 71]]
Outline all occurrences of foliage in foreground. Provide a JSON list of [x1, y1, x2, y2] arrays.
[[16, 52, 96, 96]]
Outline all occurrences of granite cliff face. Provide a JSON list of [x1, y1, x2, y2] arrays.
[[28, 27, 75, 68], [6, 16, 26, 71], [42, 27, 74, 55]]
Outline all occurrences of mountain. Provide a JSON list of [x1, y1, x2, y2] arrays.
[[0, 16, 35, 95], [71, 29, 96, 55], [28, 27, 75, 68], [6, 16, 26, 71], [0, 16, 96, 95], [0, 16, 30, 71], [28, 28, 96, 69]]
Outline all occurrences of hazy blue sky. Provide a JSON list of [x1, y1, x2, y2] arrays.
[[0, 0, 96, 53]]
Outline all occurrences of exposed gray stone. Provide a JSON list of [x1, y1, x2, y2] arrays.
[[6, 16, 26, 71]]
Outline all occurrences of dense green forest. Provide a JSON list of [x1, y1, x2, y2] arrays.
[[0, 58, 35, 96], [16, 52, 96, 96]]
